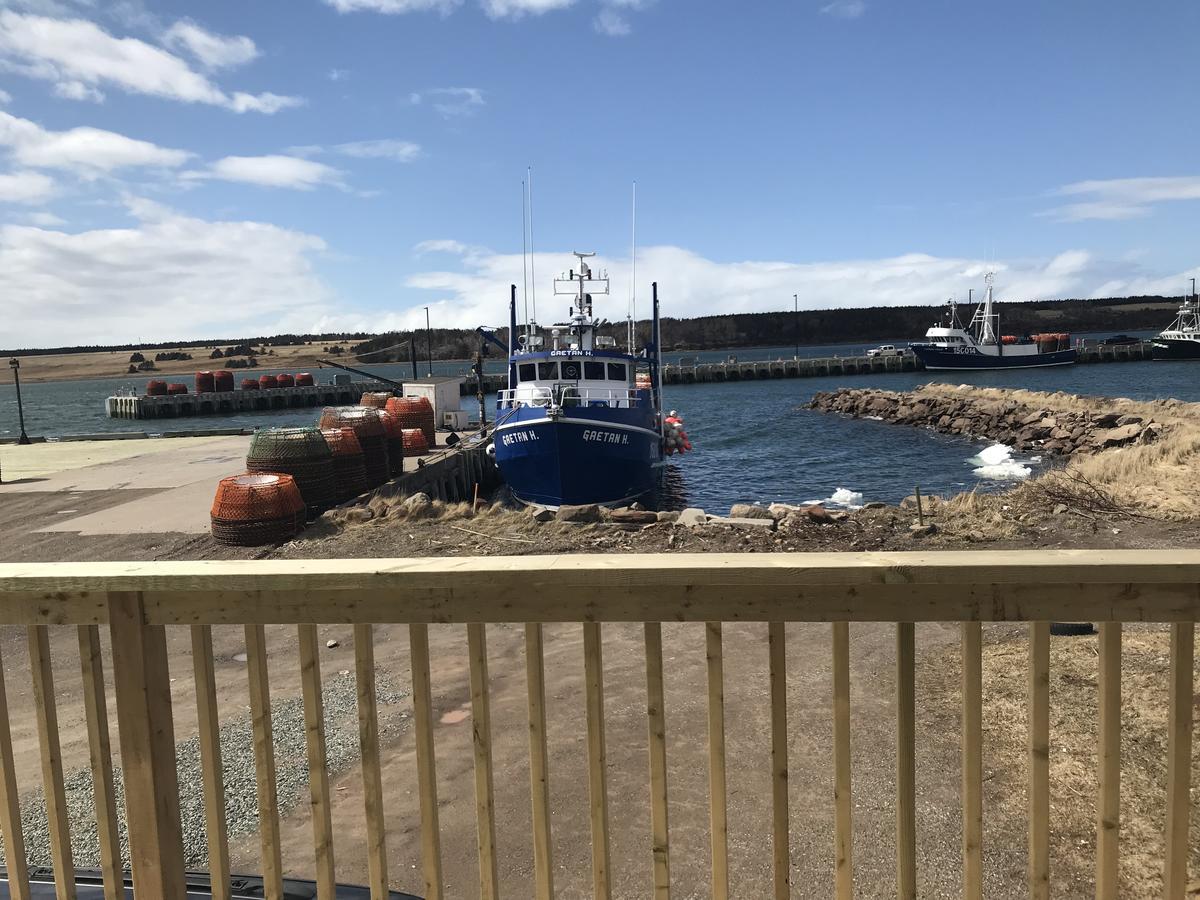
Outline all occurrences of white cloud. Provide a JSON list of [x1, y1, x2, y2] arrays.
[[332, 139, 421, 162], [480, 0, 574, 18], [821, 0, 866, 18], [163, 19, 259, 70], [1044, 176, 1200, 221], [26, 210, 65, 226], [184, 155, 345, 191], [411, 86, 484, 118], [0, 11, 301, 113], [0, 88, 11, 103], [306, 244, 1117, 334], [0, 110, 191, 174], [323, 0, 461, 13], [0, 169, 55, 203], [0, 197, 333, 347], [593, 8, 629, 35]]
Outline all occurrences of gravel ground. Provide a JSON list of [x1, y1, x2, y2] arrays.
[[1, 670, 409, 870]]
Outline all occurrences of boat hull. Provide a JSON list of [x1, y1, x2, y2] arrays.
[[1151, 338, 1200, 360], [494, 409, 662, 508], [911, 345, 1077, 370]]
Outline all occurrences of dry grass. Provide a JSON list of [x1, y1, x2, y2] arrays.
[[915, 383, 1200, 521], [922, 625, 1200, 899]]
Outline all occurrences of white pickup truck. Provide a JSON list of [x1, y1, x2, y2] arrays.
[[866, 344, 904, 358]]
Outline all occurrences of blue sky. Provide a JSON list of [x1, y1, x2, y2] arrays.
[[2, 0, 1199, 347]]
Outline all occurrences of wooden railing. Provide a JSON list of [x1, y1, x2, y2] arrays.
[[0, 551, 1195, 899]]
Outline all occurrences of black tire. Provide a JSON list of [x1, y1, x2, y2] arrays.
[[1050, 622, 1095, 637]]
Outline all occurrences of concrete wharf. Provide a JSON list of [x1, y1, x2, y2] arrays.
[[105, 379, 392, 420]]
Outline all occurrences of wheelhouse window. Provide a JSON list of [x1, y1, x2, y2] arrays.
[[607, 362, 628, 381], [537, 361, 558, 380], [560, 360, 582, 380], [584, 361, 605, 380], [518, 363, 536, 382]]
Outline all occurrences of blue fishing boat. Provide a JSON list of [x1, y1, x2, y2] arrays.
[[909, 274, 1077, 370], [493, 252, 673, 508]]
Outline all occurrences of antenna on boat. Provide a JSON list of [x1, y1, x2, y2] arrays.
[[628, 181, 637, 353], [528, 166, 538, 331], [521, 179, 530, 335]]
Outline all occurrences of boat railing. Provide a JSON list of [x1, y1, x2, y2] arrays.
[[0, 553, 1194, 898], [497, 386, 643, 409]]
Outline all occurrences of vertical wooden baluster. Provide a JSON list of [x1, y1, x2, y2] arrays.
[[896, 622, 916, 900], [467, 624, 500, 900], [768, 621, 789, 900], [961, 622, 983, 900], [297, 625, 335, 900], [1163, 622, 1194, 900], [108, 591, 186, 900], [831, 622, 853, 900], [705, 622, 729, 900], [1028, 622, 1050, 900], [524, 623, 554, 900], [0, 641, 31, 900], [409, 624, 444, 900], [1095, 622, 1121, 900], [583, 621, 612, 900], [245, 623, 283, 900], [191, 626, 231, 900], [77, 625, 122, 900], [356, 624, 389, 899], [645, 623, 671, 898], [28, 625, 76, 900]]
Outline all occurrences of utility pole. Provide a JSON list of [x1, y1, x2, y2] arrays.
[[423, 306, 433, 377], [8, 358, 30, 445], [793, 293, 800, 359]]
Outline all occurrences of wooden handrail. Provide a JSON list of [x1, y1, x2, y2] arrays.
[[0, 554, 1192, 899]]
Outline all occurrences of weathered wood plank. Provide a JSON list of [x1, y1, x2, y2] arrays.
[[0, 640, 31, 900], [297, 625, 335, 900], [1163, 622, 1194, 900], [4, 551, 1200, 624], [467, 623, 499, 900], [1096, 622, 1121, 900], [29, 625, 76, 900], [705, 622, 729, 900], [831, 622, 852, 900], [244, 623, 283, 900], [583, 622, 613, 900], [77, 625, 122, 900], [645, 622, 671, 899], [190, 626, 230, 900], [961, 622, 982, 900], [108, 591, 186, 900], [355, 624, 389, 899], [524, 623, 553, 900], [1028, 622, 1050, 900], [896, 622, 916, 900], [409, 624, 444, 900], [768, 621, 789, 900]]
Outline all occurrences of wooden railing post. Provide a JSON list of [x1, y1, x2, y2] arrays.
[[831, 622, 853, 900], [1163, 622, 1194, 900], [1095, 622, 1121, 900], [108, 591, 186, 900], [768, 621, 790, 900], [1028, 622, 1050, 900], [896, 622, 916, 900], [961, 622, 983, 900]]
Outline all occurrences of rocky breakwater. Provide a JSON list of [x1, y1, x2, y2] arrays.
[[809, 387, 1165, 456]]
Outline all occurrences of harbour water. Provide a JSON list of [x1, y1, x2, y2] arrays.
[[3, 336, 1196, 513]]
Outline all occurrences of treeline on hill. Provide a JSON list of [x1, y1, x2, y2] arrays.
[[0, 332, 372, 357], [347, 294, 1182, 362], [4, 295, 1184, 359]]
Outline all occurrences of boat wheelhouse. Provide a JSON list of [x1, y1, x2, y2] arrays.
[[492, 252, 668, 508], [909, 274, 1077, 371], [1151, 279, 1200, 360]]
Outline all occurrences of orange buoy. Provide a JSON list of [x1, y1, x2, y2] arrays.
[[210, 473, 306, 546]]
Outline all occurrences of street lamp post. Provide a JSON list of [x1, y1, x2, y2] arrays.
[[793, 293, 799, 359], [8, 358, 30, 445], [424, 306, 433, 377]]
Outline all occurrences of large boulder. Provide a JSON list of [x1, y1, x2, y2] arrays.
[[1092, 423, 1142, 448], [609, 508, 659, 524], [675, 508, 708, 527], [729, 503, 774, 520], [401, 492, 432, 518], [558, 503, 603, 523]]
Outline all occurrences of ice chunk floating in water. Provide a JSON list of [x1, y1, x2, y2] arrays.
[[804, 487, 865, 509], [968, 443, 1031, 480]]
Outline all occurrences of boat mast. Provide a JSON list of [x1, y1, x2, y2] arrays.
[[979, 274, 997, 344], [628, 182, 637, 354]]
